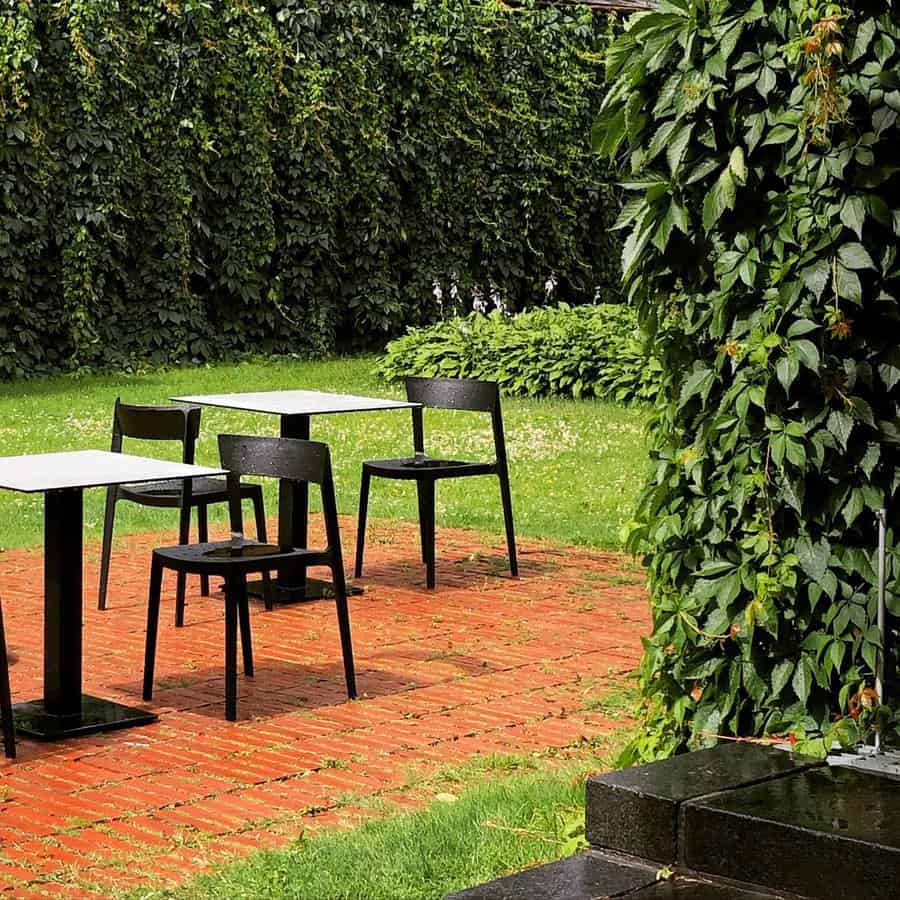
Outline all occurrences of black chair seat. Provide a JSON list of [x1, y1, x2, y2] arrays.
[[363, 457, 496, 481], [119, 476, 261, 507], [153, 538, 328, 576]]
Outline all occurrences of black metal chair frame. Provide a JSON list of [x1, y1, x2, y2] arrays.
[[143, 434, 357, 721], [99, 398, 270, 624], [355, 376, 518, 589], [0, 602, 15, 758]]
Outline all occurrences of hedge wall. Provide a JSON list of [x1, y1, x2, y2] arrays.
[[0, 0, 620, 378]]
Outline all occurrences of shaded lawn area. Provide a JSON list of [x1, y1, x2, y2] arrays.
[[0, 355, 649, 551], [127, 737, 632, 900]]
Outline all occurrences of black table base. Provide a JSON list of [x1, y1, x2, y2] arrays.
[[246, 577, 363, 604], [13, 695, 157, 741]]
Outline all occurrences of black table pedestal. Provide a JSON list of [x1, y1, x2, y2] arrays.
[[244, 413, 362, 605], [12, 488, 157, 740], [13, 695, 157, 740]]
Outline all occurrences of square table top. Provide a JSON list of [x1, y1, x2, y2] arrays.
[[170, 389, 421, 417], [0, 450, 226, 494]]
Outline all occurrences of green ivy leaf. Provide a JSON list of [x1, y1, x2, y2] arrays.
[[771, 659, 794, 697], [702, 168, 737, 232], [827, 410, 855, 449], [792, 657, 813, 704], [792, 339, 820, 372], [838, 242, 877, 271], [796, 536, 831, 584], [801, 260, 831, 300], [840, 196, 867, 240]]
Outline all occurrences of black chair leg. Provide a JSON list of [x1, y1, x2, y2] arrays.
[[224, 576, 239, 721], [237, 576, 254, 677], [498, 471, 518, 577], [197, 504, 210, 597], [175, 503, 191, 628], [98, 488, 117, 610], [354, 468, 371, 579], [0, 604, 15, 759], [143, 558, 164, 702], [416, 480, 430, 564], [419, 478, 436, 589], [331, 559, 357, 700], [251, 487, 273, 611]]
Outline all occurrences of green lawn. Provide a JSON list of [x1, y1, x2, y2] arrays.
[[0, 356, 649, 552], [124, 741, 628, 900]]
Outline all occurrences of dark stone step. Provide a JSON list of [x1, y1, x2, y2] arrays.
[[445, 851, 657, 899], [446, 851, 781, 900], [627, 878, 780, 898], [586, 743, 822, 863], [682, 766, 900, 900]]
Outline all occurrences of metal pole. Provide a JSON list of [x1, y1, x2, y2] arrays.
[[875, 509, 888, 753]]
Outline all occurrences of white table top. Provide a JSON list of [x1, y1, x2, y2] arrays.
[[171, 389, 420, 417], [0, 450, 226, 494]]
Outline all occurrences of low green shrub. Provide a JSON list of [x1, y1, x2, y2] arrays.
[[376, 304, 660, 404]]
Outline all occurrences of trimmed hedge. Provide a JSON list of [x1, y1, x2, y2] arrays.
[[0, 0, 621, 379], [376, 304, 660, 404]]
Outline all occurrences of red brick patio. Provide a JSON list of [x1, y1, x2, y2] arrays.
[[0, 518, 648, 897]]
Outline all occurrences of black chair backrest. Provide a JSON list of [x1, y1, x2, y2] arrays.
[[111, 398, 202, 463], [404, 377, 508, 465], [218, 434, 338, 550], [405, 376, 499, 413], [218, 434, 331, 486]]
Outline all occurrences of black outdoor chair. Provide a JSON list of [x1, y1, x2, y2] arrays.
[[143, 434, 357, 721], [0, 602, 15, 758], [99, 399, 271, 623], [355, 376, 517, 589]]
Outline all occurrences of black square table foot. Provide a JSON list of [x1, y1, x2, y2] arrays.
[[13, 695, 158, 740], [246, 578, 363, 604]]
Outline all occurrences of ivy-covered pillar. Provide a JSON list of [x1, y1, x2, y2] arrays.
[[596, 0, 900, 759]]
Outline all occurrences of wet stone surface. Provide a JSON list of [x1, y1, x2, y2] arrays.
[[445, 851, 657, 900], [586, 742, 822, 863], [682, 766, 900, 900], [629, 878, 778, 899]]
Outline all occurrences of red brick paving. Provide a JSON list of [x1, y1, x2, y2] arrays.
[[0, 518, 648, 897]]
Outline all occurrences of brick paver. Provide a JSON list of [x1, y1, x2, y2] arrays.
[[0, 518, 648, 896]]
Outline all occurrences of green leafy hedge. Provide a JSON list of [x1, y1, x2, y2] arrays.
[[377, 304, 660, 404], [0, 0, 621, 379], [597, 0, 900, 759]]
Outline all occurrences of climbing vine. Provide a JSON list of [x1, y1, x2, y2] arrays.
[[596, 0, 900, 759]]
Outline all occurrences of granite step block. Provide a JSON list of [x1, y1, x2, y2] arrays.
[[682, 766, 900, 900], [627, 877, 780, 899], [586, 743, 822, 863], [446, 851, 782, 900], [445, 851, 658, 899]]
